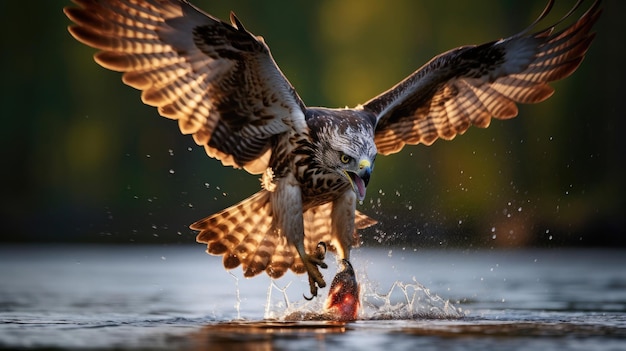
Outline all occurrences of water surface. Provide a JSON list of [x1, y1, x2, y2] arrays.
[[1, 245, 624, 350]]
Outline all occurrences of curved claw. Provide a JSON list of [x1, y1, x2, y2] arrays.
[[303, 273, 319, 300], [301, 243, 329, 300], [315, 241, 327, 261]]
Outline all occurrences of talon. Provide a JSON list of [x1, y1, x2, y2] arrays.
[[315, 242, 327, 260], [309, 257, 328, 269], [303, 277, 317, 300], [306, 273, 319, 299], [301, 251, 327, 300], [307, 254, 328, 270]]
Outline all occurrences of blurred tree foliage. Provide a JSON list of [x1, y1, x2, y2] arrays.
[[0, 0, 623, 247]]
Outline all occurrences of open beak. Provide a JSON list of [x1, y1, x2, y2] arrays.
[[344, 159, 371, 201]]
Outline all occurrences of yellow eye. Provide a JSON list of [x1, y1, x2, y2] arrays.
[[340, 154, 351, 164]]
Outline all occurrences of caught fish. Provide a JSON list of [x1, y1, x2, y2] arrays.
[[324, 259, 360, 321]]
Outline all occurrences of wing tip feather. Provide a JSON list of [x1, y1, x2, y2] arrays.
[[372, 0, 600, 155]]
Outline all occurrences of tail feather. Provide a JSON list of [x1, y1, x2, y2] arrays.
[[227, 212, 272, 272], [303, 203, 333, 254], [355, 210, 378, 231], [193, 190, 300, 279], [241, 224, 278, 277], [267, 236, 301, 277], [303, 204, 377, 253], [193, 190, 378, 280], [193, 191, 269, 256]]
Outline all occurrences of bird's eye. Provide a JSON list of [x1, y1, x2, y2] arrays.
[[340, 154, 351, 164]]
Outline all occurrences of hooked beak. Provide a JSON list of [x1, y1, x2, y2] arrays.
[[344, 159, 372, 201]]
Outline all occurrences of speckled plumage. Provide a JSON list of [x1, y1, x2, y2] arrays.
[[64, 0, 600, 298]]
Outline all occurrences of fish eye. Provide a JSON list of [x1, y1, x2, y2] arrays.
[[340, 154, 352, 164]]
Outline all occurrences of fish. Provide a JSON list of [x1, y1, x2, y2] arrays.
[[323, 259, 360, 321]]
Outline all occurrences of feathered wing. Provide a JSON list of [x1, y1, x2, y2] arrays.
[[64, 0, 307, 174], [192, 191, 377, 279], [364, 0, 601, 155]]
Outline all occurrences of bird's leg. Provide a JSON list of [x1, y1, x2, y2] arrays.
[[314, 241, 327, 261], [330, 190, 357, 262], [302, 242, 328, 300], [319, 190, 362, 319], [272, 177, 327, 299]]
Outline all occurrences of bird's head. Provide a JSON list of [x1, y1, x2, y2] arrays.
[[337, 153, 373, 202], [309, 110, 377, 202]]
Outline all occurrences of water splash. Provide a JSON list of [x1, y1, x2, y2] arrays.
[[228, 272, 242, 320], [360, 278, 464, 320], [264, 280, 292, 320], [261, 267, 464, 321]]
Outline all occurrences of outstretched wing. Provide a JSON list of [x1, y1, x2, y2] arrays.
[[64, 0, 307, 174], [364, 0, 601, 155]]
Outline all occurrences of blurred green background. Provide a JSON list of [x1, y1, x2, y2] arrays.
[[1, 0, 623, 248]]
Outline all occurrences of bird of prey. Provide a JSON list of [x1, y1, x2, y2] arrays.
[[64, 0, 600, 299]]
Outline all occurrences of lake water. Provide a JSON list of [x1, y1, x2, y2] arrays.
[[1, 244, 625, 350]]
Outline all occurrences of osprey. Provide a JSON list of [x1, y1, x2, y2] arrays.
[[64, 0, 600, 300]]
